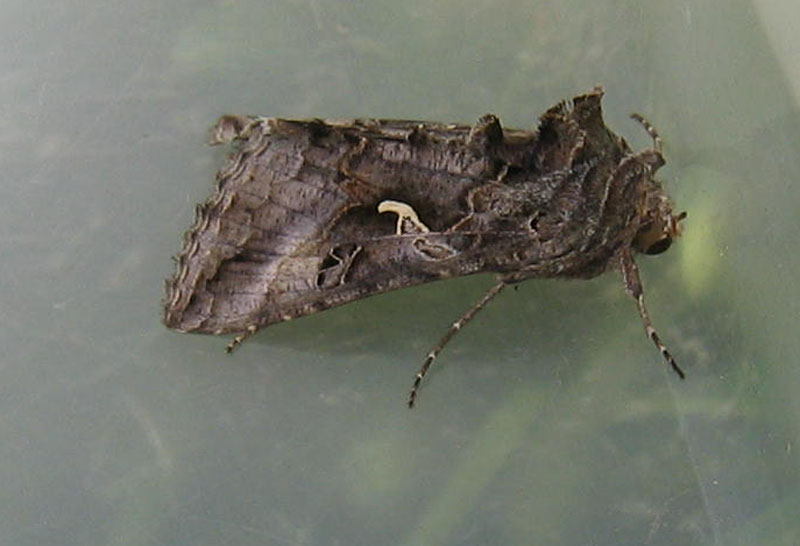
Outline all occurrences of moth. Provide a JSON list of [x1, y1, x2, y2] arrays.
[[164, 86, 686, 407]]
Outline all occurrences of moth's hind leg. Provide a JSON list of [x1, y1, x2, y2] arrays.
[[225, 324, 259, 353], [619, 248, 685, 379], [408, 280, 507, 408]]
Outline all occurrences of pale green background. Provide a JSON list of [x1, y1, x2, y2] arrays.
[[2, 1, 799, 545]]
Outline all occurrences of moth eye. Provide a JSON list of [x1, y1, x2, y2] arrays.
[[644, 237, 672, 255]]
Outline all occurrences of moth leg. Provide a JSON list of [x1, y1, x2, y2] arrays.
[[630, 113, 663, 152], [377, 200, 430, 235], [408, 281, 507, 408], [619, 249, 685, 379], [629, 113, 665, 171], [225, 324, 259, 353]]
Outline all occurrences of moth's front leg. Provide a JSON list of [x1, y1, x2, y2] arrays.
[[619, 248, 685, 379]]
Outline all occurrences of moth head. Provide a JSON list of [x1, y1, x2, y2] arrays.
[[633, 192, 687, 255]]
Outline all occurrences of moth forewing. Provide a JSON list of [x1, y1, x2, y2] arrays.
[[164, 86, 686, 407]]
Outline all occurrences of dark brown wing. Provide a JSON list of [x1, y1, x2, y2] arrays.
[[164, 87, 639, 334], [164, 113, 519, 333]]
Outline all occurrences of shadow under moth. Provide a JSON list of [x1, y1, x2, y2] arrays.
[[164, 86, 686, 407]]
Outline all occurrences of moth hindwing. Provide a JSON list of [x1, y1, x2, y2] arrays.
[[164, 86, 687, 407]]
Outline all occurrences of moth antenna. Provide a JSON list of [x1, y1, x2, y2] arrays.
[[630, 113, 663, 153], [225, 324, 259, 353], [619, 249, 685, 379], [408, 281, 507, 408]]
